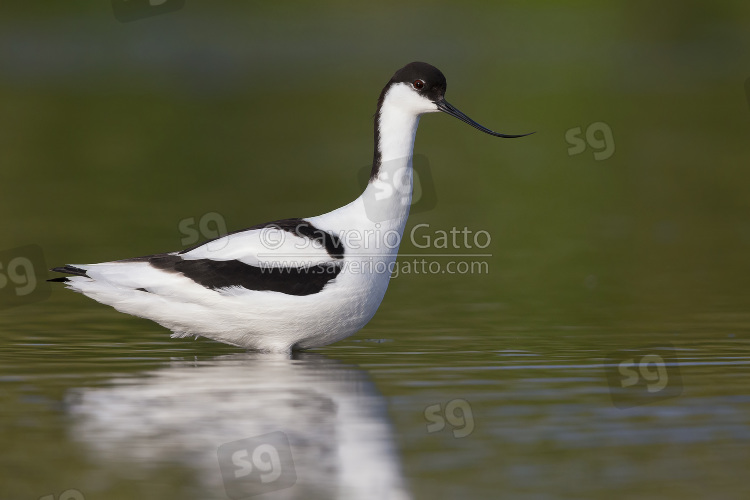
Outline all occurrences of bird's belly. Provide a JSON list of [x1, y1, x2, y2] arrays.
[[288, 253, 395, 348], [178, 253, 396, 351]]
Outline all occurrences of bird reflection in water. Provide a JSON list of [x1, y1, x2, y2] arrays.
[[65, 352, 411, 500]]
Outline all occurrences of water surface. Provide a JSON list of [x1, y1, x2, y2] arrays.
[[2, 2, 750, 499]]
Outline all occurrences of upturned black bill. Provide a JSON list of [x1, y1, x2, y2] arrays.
[[435, 99, 533, 138]]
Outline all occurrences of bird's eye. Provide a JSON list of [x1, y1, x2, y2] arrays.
[[413, 79, 425, 90]]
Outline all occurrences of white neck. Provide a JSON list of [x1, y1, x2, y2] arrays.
[[359, 85, 423, 225], [375, 83, 425, 165], [377, 107, 421, 165], [310, 85, 428, 243]]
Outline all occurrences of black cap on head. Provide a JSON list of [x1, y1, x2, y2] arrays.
[[370, 62, 532, 181], [389, 61, 447, 102], [376, 61, 533, 145]]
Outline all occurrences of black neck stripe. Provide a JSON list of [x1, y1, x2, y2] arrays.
[[369, 83, 389, 182]]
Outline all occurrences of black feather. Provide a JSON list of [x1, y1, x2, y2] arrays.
[[150, 254, 341, 296], [48, 265, 90, 282]]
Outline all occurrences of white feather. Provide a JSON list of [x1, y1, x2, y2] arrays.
[[57, 73, 444, 353]]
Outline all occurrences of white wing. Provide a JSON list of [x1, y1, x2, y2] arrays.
[[180, 219, 338, 268], [53, 218, 345, 299]]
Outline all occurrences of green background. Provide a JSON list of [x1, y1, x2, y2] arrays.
[[1, 2, 749, 499]]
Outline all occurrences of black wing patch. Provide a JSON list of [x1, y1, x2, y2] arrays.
[[150, 255, 342, 296], [49, 219, 345, 295]]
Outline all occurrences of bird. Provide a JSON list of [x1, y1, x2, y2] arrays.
[[49, 62, 531, 353]]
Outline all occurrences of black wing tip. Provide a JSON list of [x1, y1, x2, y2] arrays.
[[48, 265, 90, 282]]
